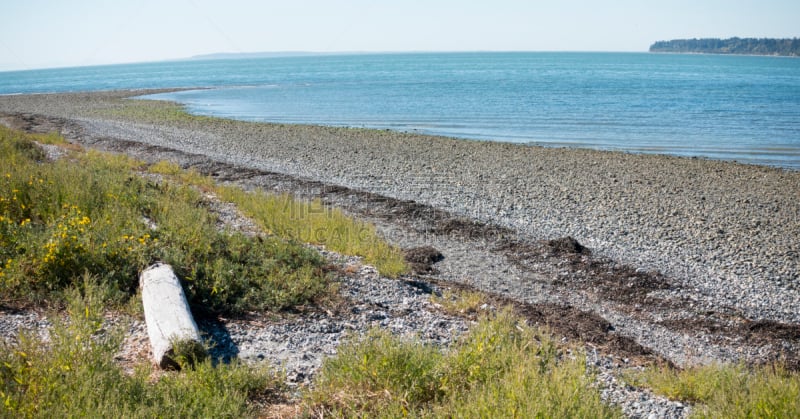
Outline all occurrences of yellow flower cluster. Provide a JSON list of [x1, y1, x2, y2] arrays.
[[42, 206, 92, 265], [118, 233, 153, 253]]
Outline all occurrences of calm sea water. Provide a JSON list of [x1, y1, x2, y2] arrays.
[[2, 52, 799, 169]]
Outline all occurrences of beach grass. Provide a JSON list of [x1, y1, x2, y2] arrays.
[[97, 98, 219, 125], [430, 288, 485, 316], [626, 362, 800, 418], [215, 184, 408, 278], [148, 159, 215, 189], [306, 308, 623, 418], [0, 125, 329, 313]]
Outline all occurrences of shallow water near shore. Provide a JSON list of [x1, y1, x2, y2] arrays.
[[2, 52, 800, 169]]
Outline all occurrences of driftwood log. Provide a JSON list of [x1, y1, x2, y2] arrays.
[[140, 263, 202, 369]]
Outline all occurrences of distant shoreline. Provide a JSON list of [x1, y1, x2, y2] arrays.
[[648, 50, 799, 59], [650, 37, 800, 57]]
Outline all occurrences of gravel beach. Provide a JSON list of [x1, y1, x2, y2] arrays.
[[1, 90, 798, 417]]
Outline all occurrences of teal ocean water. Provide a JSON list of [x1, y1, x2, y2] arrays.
[[2, 52, 799, 169]]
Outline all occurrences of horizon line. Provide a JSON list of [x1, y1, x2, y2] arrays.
[[1, 49, 648, 73]]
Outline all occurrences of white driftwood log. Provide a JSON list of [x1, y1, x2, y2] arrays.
[[140, 263, 201, 369]]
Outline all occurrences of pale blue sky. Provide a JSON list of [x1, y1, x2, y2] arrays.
[[1, 0, 798, 71]]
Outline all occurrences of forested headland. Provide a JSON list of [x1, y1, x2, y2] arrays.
[[650, 37, 800, 56]]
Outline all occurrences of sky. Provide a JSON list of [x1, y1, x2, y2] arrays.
[[1, 0, 798, 71]]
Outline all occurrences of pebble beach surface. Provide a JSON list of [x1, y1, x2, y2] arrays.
[[1, 90, 798, 417]]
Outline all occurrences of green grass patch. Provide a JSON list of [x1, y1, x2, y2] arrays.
[[627, 362, 800, 418], [0, 278, 281, 418], [431, 288, 484, 316], [0, 125, 329, 313], [95, 99, 220, 126], [306, 309, 622, 418], [147, 159, 214, 189], [215, 185, 407, 278], [147, 159, 184, 176]]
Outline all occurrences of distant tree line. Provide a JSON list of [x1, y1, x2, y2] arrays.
[[650, 37, 800, 56]]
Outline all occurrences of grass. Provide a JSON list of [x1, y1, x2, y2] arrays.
[[0, 278, 281, 418], [147, 159, 215, 189], [430, 288, 485, 316], [149, 159, 407, 277], [306, 309, 623, 418], [96, 99, 221, 126], [216, 185, 407, 278], [627, 362, 800, 418], [0, 124, 330, 313]]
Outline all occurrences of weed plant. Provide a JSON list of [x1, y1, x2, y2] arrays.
[[216, 185, 407, 278], [307, 309, 622, 418], [628, 362, 800, 418], [431, 289, 484, 316]]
